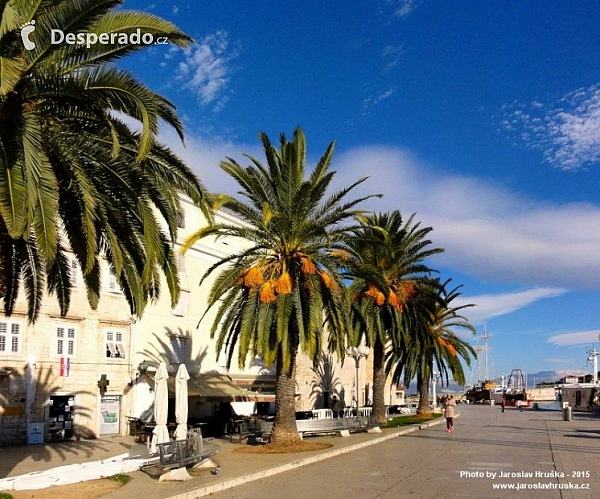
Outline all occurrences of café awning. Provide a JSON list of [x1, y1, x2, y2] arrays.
[[161, 373, 258, 401], [253, 393, 276, 402]]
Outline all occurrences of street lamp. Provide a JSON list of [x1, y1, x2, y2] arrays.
[[346, 345, 370, 410], [432, 371, 441, 409]]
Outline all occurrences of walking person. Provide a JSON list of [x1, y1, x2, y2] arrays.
[[443, 395, 456, 432], [501, 397, 505, 413], [331, 395, 341, 418]]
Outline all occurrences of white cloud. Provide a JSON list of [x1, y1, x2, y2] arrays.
[[382, 45, 405, 72], [501, 84, 600, 170], [547, 330, 600, 347], [455, 288, 568, 325], [331, 145, 600, 289], [176, 31, 240, 111], [155, 132, 600, 293], [389, 0, 418, 18], [158, 126, 261, 195], [362, 88, 395, 112]]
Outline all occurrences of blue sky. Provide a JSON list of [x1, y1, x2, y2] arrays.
[[122, 0, 600, 382]]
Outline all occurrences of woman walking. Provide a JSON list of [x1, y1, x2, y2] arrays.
[[443, 395, 456, 432]]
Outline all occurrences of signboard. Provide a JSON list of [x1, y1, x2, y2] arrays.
[[27, 423, 44, 444], [99, 395, 121, 435]]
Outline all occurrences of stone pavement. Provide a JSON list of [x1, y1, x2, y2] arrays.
[[2, 406, 599, 499], [1, 415, 443, 496], [198, 406, 600, 499], [0, 435, 135, 480]]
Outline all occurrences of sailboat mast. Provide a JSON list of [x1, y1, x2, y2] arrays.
[[482, 327, 490, 380]]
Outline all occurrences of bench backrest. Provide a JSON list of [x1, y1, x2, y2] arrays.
[[157, 431, 203, 466]]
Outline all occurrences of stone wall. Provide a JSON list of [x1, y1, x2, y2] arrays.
[[0, 370, 27, 446], [294, 349, 372, 411]]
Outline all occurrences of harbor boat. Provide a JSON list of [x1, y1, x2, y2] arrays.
[[559, 347, 600, 413], [501, 368, 533, 408], [560, 383, 600, 412], [465, 327, 498, 404], [465, 379, 498, 404]]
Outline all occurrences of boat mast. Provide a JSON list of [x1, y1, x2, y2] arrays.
[[482, 326, 490, 380], [587, 346, 598, 385]]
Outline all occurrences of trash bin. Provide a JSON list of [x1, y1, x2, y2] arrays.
[[490, 400, 495, 406], [563, 406, 572, 421]]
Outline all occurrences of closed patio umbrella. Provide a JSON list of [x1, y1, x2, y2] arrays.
[[175, 363, 190, 441], [25, 362, 36, 424], [150, 362, 170, 454]]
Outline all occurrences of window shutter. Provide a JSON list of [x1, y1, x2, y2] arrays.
[[57, 327, 64, 355], [0, 322, 6, 352], [70, 258, 78, 287], [67, 328, 75, 356], [10, 323, 19, 352]]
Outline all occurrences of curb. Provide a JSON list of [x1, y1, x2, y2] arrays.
[[166, 415, 448, 499]]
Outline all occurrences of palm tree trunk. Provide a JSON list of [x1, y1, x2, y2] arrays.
[[270, 345, 301, 444], [369, 337, 387, 426], [416, 371, 431, 416]]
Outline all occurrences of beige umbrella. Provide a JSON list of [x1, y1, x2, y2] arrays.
[[25, 362, 36, 424], [150, 362, 170, 454], [175, 363, 190, 441]]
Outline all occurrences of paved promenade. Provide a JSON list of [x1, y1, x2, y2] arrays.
[[203, 406, 600, 499], [201, 405, 600, 499], [2, 405, 599, 498]]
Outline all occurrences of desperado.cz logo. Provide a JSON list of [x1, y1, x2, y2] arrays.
[[20, 20, 36, 50], [20, 20, 168, 50]]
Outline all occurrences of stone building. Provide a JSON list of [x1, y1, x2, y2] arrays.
[[0, 198, 397, 446]]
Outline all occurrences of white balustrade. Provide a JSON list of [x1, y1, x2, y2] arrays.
[[311, 409, 333, 419]]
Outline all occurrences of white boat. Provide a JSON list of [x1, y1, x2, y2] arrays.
[[559, 347, 600, 413]]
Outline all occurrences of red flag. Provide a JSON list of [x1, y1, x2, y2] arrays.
[[60, 357, 71, 377]]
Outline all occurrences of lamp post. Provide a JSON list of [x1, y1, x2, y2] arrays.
[[346, 345, 370, 411], [432, 371, 440, 409]]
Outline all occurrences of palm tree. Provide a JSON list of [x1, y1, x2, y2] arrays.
[[389, 279, 476, 416], [182, 128, 376, 444], [347, 211, 442, 426], [0, 0, 209, 321]]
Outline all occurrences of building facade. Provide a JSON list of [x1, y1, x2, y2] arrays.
[[0, 198, 394, 446]]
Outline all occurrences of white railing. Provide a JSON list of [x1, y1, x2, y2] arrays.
[[341, 408, 354, 418], [311, 409, 333, 419], [357, 406, 372, 417]]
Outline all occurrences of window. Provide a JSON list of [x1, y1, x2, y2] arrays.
[[171, 289, 189, 317], [56, 326, 76, 357], [177, 208, 185, 229], [105, 330, 126, 359], [69, 257, 78, 287], [107, 267, 120, 294], [0, 321, 20, 354]]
